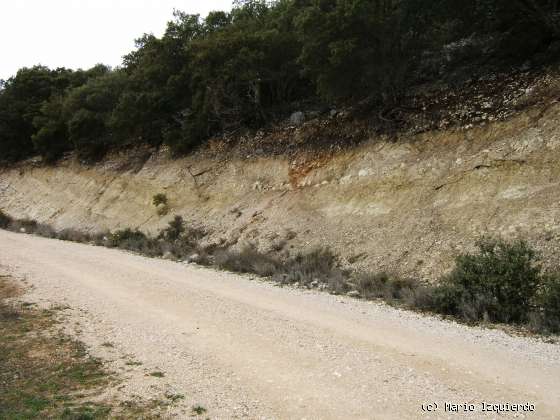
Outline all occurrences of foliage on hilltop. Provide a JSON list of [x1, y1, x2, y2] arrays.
[[2, 0, 560, 163]]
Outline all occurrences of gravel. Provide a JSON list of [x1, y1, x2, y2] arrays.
[[1, 229, 559, 419]]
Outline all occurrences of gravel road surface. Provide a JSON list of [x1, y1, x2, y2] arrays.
[[0, 230, 559, 419]]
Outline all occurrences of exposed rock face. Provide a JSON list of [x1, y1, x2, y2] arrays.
[[1, 102, 560, 280]]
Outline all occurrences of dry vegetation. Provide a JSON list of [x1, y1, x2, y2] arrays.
[[1, 209, 559, 335], [0, 275, 114, 419], [0, 273, 177, 419]]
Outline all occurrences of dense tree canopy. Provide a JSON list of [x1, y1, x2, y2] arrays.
[[1, 0, 559, 163]]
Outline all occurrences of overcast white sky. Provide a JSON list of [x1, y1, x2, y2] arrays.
[[0, 0, 233, 80]]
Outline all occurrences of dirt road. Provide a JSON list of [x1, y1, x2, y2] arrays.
[[0, 230, 559, 419]]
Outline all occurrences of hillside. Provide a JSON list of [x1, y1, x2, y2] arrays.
[[2, 76, 560, 281]]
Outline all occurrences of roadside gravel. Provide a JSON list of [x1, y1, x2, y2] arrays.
[[0, 230, 558, 419]]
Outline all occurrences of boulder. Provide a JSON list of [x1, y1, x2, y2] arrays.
[[289, 111, 305, 126]]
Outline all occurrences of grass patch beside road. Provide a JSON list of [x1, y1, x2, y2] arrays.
[[0, 275, 113, 419], [0, 274, 166, 419]]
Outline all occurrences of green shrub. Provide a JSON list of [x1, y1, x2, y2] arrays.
[[274, 248, 347, 293], [91, 232, 110, 247], [192, 405, 206, 416], [167, 239, 206, 262], [214, 246, 280, 277], [152, 194, 168, 207], [350, 271, 435, 308], [156, 216, 207, 260], [107, 228, 157, 253], [353, 272, 413, 300], [152, 194, 169, 216], [57, 228, 92, 243], [533, 275, 560, 333], [0, 211, 12, 229], [34, 224, 57, 239], [8, 219, 38, 234], [432, 238, 541, 323], [158, 216, 184, 241], [213, 246, 347, 291]]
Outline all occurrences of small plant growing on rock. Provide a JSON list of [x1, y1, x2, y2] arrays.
[[192, 405, 207, 415], [152, 193, 168, 206], [149, 371, 165, 378], [152, 193, 169, 216]]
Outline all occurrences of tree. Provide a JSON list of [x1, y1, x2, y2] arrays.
[[2, 1, 560, 164], [32, 96, 69, 162], [63, 71, 126, 160], [295, 0, 437, 102], [0, 66, 66, 162]]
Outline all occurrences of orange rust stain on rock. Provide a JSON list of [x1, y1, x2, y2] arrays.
[[288, 153, 334, 189]]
